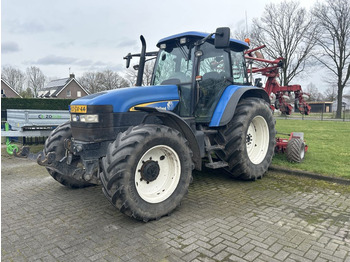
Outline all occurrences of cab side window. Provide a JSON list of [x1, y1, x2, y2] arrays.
[[231, 51, 248, 85]]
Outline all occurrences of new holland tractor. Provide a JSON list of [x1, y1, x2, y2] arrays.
[[38, 27, 276, 221]]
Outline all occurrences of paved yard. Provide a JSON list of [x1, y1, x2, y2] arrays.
[[1, 155, 350, 262]]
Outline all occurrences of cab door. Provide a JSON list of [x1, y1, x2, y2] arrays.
[[195, 43, 232, 123]]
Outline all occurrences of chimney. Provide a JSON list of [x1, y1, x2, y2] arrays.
[[69, 73, 75, 79]]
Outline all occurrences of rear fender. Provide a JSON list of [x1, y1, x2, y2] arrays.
[[209, 86, 270, 127], [136, 107, 202, 171]]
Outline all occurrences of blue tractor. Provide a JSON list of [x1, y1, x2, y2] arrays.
[[38, 28, 276, 221]]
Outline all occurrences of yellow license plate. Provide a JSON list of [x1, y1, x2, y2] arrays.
[[70, 105, 87, 113]]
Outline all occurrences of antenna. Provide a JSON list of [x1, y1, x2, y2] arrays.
[[245, 11, 249, 37]]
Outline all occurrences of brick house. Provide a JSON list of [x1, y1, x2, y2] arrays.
[[1, 79, 22, 98], [39, 74, 89, 99]]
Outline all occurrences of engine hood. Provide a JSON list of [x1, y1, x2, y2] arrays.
[[71, 85, 180, 113]]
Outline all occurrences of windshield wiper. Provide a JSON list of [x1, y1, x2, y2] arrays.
[[176, 42, 191, 61]]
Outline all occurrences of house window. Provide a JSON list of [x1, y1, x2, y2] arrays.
[[66, 90, 71, 97], [77, 91, 81, 97]]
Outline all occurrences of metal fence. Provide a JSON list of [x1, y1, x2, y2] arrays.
[[275, 108, 350, 121]]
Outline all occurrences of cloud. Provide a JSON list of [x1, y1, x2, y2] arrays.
[[1, 42, 20, 53], [116, 39, 138, 48], [34, 55, 78, 65], [31, 55, 119, 71], [55, 41, 75, 48], [5, 19, 64, 34]]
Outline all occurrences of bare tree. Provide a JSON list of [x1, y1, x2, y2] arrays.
[[305, 82, 324, 101], [125, 60, 155, 86], [125, 68, 137, 86], [251, 1, 318, 86], [97, 70, 128, 90], [312, 0, 350, 118], [79, 70, 128, 94], [79, 72, 101, 94], [26, 66, 46, 97], [1, 65, 25, 93], [143, 61, 155, 86], [323, 87, 337, 101]]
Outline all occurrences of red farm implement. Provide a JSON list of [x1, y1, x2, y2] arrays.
[[244, 44, 309, 162], [275, 132, 308, 163], [245, 45, 311, 116]]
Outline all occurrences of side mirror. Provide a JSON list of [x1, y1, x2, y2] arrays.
[[215, 27, 230, 49], [124, 53, 132, 68]]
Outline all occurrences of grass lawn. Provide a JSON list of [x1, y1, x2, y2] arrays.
[[273, 119, 350, 179], [2, 119, 349, 179]]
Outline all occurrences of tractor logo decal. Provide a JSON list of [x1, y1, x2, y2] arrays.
[[129, 100, 179, 111]]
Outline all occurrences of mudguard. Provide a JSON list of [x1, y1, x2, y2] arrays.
[[209, 86, 270, 127]]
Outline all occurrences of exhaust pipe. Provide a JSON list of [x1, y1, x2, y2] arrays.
[[136, 35, 146, 86]]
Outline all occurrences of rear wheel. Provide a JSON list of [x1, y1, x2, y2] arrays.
[[286, 138, 305, 163], [215, 98, 276, 180], [101, 124, 193, 222], [43, 122, 96, 188]]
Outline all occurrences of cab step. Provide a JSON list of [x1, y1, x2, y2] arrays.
[[205, 161, 229, 169]]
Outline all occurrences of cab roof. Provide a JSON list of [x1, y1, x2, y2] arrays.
[[157, 31, 249, 51]]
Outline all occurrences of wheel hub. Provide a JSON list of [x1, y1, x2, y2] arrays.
[[140, 159, 160, 182]]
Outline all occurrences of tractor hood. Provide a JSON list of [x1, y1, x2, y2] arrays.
[[70, 85, 180, 113]]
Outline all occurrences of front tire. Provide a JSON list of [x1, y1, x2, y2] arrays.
[[101, 124, 193, 222], [44, 122, 96, 188], [215, 98, 276, 180]]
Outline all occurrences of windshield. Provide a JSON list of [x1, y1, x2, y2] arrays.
[[153, 46, 193, 85]]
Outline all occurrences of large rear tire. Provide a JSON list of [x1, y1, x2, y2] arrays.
[[215, 98, 276, 180], [101, 124, 193, 222], [44, 122, 96, 188]]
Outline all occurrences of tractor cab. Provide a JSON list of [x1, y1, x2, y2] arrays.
[[127, 28, 250, 123]]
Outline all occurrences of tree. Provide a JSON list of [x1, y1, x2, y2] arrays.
[[323, 87, 337, 101], [305, 82, 324, 101], [1, 65, 25, 93], [79, 72, 101, 94], [26, 66, 46, 97], [125, 60, 155, 86], [97, 70, 129, 91], [312, 0, 350, 118], [79, 70, 129, 94], [251, 1, 318, 86], [20, 87, 34, 98]]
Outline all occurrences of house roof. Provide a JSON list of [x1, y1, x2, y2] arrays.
[[1, 79, 22, 98], [43, 77, 89, 97], [46, 77, 70, 89]]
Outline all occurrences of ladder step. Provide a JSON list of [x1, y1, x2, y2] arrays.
[[202, 129, 218, 135], [205, 161, 229, 169], [206, 145, 225, 152]]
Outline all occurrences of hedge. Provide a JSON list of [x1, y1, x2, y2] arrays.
[[1, 98, 74, 111]]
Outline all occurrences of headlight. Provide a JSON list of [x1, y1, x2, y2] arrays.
[[71, 114, 99, 123]]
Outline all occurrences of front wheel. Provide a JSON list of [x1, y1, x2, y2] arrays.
[[215, 98, 276, 180], [43, 122, 97, 188], [101, 124, 193, 222]]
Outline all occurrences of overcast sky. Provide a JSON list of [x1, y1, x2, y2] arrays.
[[2, 0, 321, 88]]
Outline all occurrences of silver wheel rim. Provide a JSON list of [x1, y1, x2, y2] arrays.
[[135, 145, 181, 203], [246, 116, 269, 164]]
